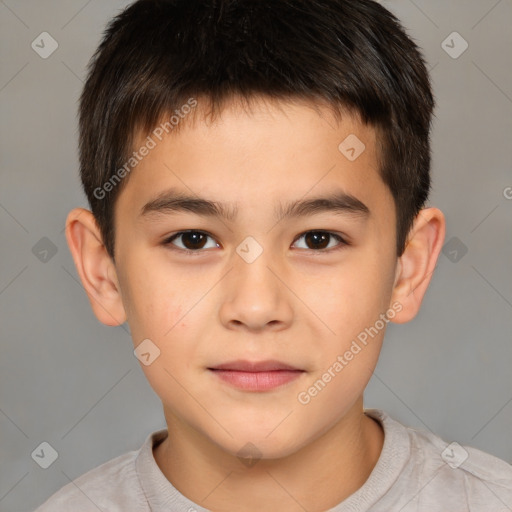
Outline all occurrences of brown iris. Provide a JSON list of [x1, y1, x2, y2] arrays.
[[304, 232, 331, 250]]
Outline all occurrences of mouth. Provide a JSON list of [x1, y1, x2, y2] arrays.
[[207, 359, 305, 392]]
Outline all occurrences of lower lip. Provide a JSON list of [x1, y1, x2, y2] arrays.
[[209, 369, 304, 391]]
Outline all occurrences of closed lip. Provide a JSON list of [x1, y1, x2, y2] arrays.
[[208, 359, 303, 372]]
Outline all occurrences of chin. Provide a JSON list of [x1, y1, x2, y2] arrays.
[[210, 423, 308, 462]]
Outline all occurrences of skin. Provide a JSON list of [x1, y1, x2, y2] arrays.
[[66, 97, 445, 512]]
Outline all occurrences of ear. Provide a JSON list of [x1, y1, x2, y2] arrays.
[[390, 207, 446, 324], [65, 208, 127, 326]]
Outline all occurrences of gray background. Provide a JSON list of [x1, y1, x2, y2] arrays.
[[1, 0, 511, 510]]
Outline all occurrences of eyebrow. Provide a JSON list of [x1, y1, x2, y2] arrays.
[[139, 188, 370, 222]]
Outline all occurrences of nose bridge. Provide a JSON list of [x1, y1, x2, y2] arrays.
[[234, 245, 277, 293], [219, 237, 293, 330]]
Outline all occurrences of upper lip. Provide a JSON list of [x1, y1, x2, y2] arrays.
[[208, 359, 303, 372]]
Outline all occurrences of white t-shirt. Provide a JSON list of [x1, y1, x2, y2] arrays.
[[34, 409, 512, 511]]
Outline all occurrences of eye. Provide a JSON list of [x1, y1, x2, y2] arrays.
[[163, 230, 219, 252], [292, 231, 347, 251]]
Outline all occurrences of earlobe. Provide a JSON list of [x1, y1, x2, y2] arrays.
[[65, 208, 127, 326], [390, 207, 446, 324]]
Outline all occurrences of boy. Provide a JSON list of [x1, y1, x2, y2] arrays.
[[36, 0, 512, 510]]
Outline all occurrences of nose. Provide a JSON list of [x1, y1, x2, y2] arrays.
[[218, 247, 294, 332]]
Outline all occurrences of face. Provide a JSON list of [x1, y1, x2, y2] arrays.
[[112, 98, 400, 458]]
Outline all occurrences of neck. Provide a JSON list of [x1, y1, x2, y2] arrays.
[[153, 399, 384, 512]]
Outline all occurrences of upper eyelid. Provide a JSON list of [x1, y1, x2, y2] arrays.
[[164, 230, 219, 246], [165, 229, 214, 242]]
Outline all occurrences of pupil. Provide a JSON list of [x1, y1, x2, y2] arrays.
[[184, 232, 206, 249], [306, 232, 329, 249]]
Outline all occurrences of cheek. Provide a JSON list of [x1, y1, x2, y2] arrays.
[[313, 267, 384, 328], [119, 255, 187, 340], [131, 297, 193, 408], [305, 253, 394, 369]]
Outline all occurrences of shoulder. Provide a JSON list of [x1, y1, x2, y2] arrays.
[[34, 445, 147, 512], [372, 410, 512, 511]]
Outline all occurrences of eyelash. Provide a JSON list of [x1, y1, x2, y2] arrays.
[[162, 230, 349, 255]]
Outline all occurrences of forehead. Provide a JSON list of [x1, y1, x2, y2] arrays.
[[116, 97, 393, 225]]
